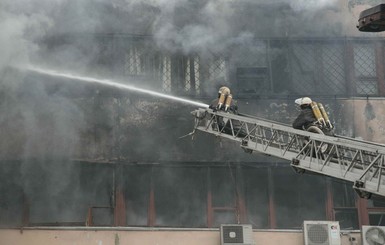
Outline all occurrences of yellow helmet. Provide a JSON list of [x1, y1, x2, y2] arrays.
[[218, 86, 230, 95]]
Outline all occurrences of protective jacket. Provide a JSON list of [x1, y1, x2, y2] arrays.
[[208, 98, 245, 136], [292, 106, 317, 130]]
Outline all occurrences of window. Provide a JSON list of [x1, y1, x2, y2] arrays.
[[353, 44, 378, 95], [243, 166, 269, 228], [274, 167, 327, 229], [332, 180, 359, 229], [210, 167, 238, 226], [367, 196, 385, 226], [153, 166, 207, 227], [123, 165, 152, 226]]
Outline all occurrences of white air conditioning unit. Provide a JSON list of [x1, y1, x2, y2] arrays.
[[220, 224, 254, 245], [362, 225, 385, 245], [303, 221, 341, 245]]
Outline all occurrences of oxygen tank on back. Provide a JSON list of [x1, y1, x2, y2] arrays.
[[217, 93, 226, 110], [318, 103, 333, 128], [224, 94, 233, 111], [311, 101, 326, 126], [217, 87, 231, 110]]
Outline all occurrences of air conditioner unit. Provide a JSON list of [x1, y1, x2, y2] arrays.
[[220, 224, 254, 245], [357, 4, 385, 32], [362, 225, 385, 245], [303, 221, 341, 245]]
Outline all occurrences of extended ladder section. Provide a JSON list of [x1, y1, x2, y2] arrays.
[[191, 108, 385, 198]]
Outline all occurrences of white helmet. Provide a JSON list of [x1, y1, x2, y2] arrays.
[[294, 97, 312, 105]]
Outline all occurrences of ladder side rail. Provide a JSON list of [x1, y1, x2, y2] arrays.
[[196, 120, 384, 170], [376, 156, 384, 192], [192, 108, 385, 197], [197, 116, 382, 167], [194, 108, 385, 153], [197, 120, 385, 179], [357, 154, 382, 181], [209, 108, 385, 149], [196, 123, 385, 197], [290, 152, 385, 197], [343, 151, 360, 177]]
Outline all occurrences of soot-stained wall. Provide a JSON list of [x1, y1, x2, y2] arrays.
[[0, 72, 357, 163], [1, 0, 385, 230], [0, 72, 380, 229]]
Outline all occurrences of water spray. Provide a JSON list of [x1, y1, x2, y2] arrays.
[[25, 66, 209, 108]]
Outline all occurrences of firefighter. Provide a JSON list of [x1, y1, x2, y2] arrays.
[[209, 86, 238, 114], [209, 86, 246, 137], [292, 97, 317, 130]]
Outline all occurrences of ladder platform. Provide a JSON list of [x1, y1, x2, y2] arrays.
[[192, 108, 385, 199]]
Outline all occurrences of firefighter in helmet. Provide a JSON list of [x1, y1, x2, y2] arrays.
[[209, 86, 246, 137], [292, 97, 317, 130], [209, 86, 238, 114]]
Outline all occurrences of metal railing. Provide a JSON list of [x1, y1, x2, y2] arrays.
[[191, 108, 385, 198]]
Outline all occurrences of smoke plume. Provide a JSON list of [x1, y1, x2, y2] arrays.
[[1, 0, 375, 76], [0, 0, 379, 227]]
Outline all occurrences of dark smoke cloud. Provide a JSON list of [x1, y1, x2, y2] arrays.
[[0, 0, 376, 171], [0, 1, 88, 163], [0, 0, 380, 227], [1, 0, 371, 70], [0, 0, 379, 161]]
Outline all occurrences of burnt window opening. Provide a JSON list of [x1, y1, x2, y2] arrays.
[[153, 166, 206, 227], [273, 166, 327, 229], [367, 195, 385, 226], [331, 180, 359, 229], [0, 161, 379, 229]]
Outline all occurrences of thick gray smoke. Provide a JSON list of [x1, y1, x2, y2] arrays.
[[0, 0, 374, 73], [0, 1, 89, 161], [0, 0, 363, 161], [0, 0, 380, 227]]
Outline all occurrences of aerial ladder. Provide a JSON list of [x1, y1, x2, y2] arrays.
[[191, 107, 385, 199]]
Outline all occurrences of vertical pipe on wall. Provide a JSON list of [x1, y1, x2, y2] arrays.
[[114, 164, 126, 226], [356, 197, 369, 227], [267, 168, 276, 229], [147, 166, 156, 227], [314, 41, 324, 94], [235, 165, 247, 224], [114, 187, 126, 226], [22, 192, 29, 227], [375, 41, 385, 96], [325, 178, 334, 220], [344, 39, 356, 97], [267, 39, 274, 93], [206, 167, 213, 228]]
